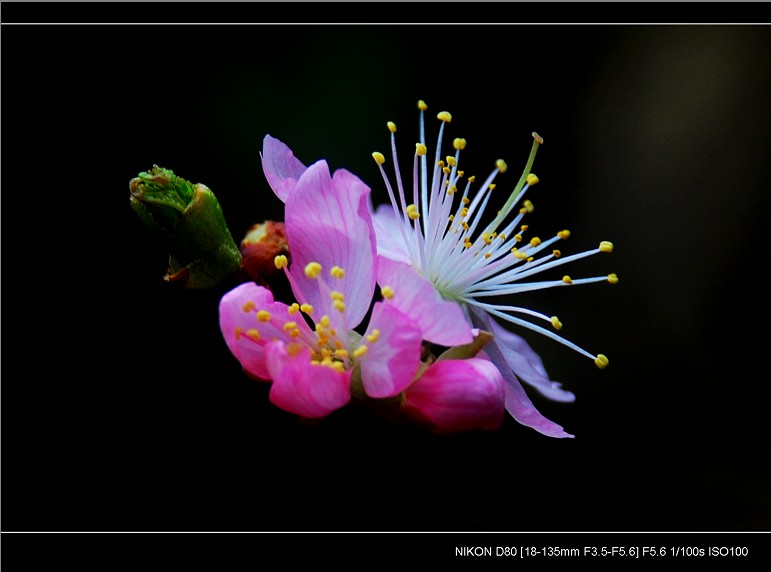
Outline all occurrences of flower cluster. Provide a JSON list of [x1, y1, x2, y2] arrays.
[[218, 101, 617, 436]]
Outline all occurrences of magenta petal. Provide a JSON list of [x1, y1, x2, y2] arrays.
[[265, 341, 352, 418], [484, 313, 576, 403], [403, 358, 505, 434], [285, 161, 377, 326], [377, 257, 474, 347], [218, 283, 276, 380], [260, 135, 308, 203], [372, 204, 413, 265], [358, 302, 422, 398]]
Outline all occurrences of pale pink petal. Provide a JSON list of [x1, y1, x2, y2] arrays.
[[485, 314, 576, 403], [218, 282, 314, 381], [372, 204, 412, 265], [265, 341, 352, 418], [377, 257, 474, 347], [358, 302, 422, 398], [403, 358, 505, 434], [470, 307, 574, 438], [260, 135, 308, 203], [284, 161, 377, 326]]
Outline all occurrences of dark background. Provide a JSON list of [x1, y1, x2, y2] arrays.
[[3, 16, 771, 542]]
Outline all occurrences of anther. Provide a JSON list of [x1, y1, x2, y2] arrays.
[[607, 273, 619, 284], [283, 322, 297, 332], [372, 152, 385, 165], [366, 329, 381, 343], [529, 237, 541, 247], [274, 255, 288, 269], [257, 310, 271, 322], [553, 249, 561, 258], [453, 138, 467, 150], [437, 111, 452, 123], [418, 100, 428, 111], [242, 301, 256, 312], [300, 303, 314, 314], [304, 262, 322, 279], [406, 204, 420, 220], [446, 156, 457, 167], [353, 345, 369, 358], [523, 199, 534, 213], [532, 132, 544, 144], [562, 275, 573, 284], [595, 354, 609, 369], [599, 241, 614, 253], [330, 291, 345, 301], [330, 266, 346, 279], [387, 121, 397, 133], [333, 300, 346, 312], [234, 327, 243, 339], [495, 159, 507, 173], [334, 349, 349, 359], [488, 183, 496, 191], [526, 173, 539, 186], [381, 286, 395, 299], [288, 303, 300, 314], [550, 316, 563, 330], [416, 143, 427, 156], [557, 230, 571, 240], [320, 315, 331, 328], [246, 329, 260, 342]]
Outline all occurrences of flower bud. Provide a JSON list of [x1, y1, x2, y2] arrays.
[[129, 166, 242, 289]]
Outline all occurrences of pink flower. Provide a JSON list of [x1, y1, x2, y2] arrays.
[[402, 357, 505, 434], [219, 139, 425, 418], [370, 102, 618, 438]]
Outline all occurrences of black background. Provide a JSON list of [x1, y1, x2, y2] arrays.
[[2, 6, 770, 557]]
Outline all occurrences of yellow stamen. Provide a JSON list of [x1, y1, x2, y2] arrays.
[[467, 175, 476, 183], [289, 329, 301, 338], [320, 315, 331, 328], [353, 345, 369, 358], [406, 204, 420, 220], [257, 310, 271, 322], [418, 100, 427, 111], [242, 301, 256, 312], [437, 111, 452, 122], [304, 262, 322, 279], [443, 166, 451, 175], [558, 229, 571, 239], [274, 255, 288, 269], [330, 266, 345, 279], [599, 241, 614, 253], [514, 234, 523, 242], [532, 132, 544, 144], [287, 343, 303, 357], [553, 249, 561, 258], [387, 121, 397, 133], [488, 183, 496, 191], [372, 152, 385, 165], [416, 143, 427, 156], [521, 225, 529, 232], [562, 275, 573, 284], [300, 303, 314, 314], [333, 300, 346, 312], [484, 252, 492, 259], [234, 327, 243, 340], [526, 173, 539, 186], [283, 322, 297, 332], [288, 303, 300, 314], [607, 273, 619, 284], [334, 349, 349, 359], [496, 159, 507, 173], [523, 199, 534, 213], [330, 291, 345, 301], [595, 354, 609, 369], [453, 138, 466, 150], [446, 156, 456, 167], [366, 329, 380, 343], [381, 286, 395, 299], [530, 237, 542, 247], [550, 316, 563, 330]]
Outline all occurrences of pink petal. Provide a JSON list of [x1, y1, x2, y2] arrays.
[[218, 282, 314, 381], [284, 161, 377, 327], [358, 302, 422, 398], [265, 341, 352, 418], [470, 307, 574, 438], [403, 358, 505, 434], [377, 257, 474, 347], [260, 135, 308, 203], [371, 204, 413, 265], [485, 314, 576, 403]]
